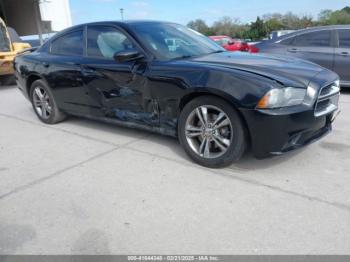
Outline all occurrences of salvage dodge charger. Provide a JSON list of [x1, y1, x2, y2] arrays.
[[14, 21, 340, 168]]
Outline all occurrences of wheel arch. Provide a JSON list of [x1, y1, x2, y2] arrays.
[[178, 90, 252, 148], [26, 74, 43, 96], [26, 73, 52, 96]]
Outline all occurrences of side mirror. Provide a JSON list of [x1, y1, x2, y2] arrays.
[[228, 41, 234, 45], [113, 50, 144, 63], [12, 42, 31, 52]]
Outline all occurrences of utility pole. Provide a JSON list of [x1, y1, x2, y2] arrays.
[[120, 8, 124, 20], [34, 0, 43, 45], [34, 0, 51, 45]]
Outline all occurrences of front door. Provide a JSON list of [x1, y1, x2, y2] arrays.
[[81, 25, 158, 126], [285, 30, 334, 70]]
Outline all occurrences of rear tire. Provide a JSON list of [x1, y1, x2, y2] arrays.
[[178, 96, 246, 168], [30, 79, 66, 124]]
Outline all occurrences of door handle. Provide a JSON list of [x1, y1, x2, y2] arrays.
[[81, 66, 96, 76], [42, 62, 50, 68], [339, 51, 349, 56], [288, 48, 298, 53]]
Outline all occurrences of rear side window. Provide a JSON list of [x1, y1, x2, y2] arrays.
[[338, 29, 350, 48], [51, 30, 84, 56], [0, 22, 11, 52], [87, 25, 135, 59], [294, 30, 331, 47]]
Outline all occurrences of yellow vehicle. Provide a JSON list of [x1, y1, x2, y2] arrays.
[[0, 17, 31, 84]]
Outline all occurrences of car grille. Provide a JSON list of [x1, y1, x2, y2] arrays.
[[314, 82, 340, 117]]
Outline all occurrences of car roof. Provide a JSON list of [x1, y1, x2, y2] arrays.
[[48, 20, 179, 39], [43, 20, 181, 46], [66, 20, 177, 29], [275, 24, 350, 42]]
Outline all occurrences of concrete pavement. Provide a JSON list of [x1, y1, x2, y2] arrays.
[[0, 85, 350, 254]]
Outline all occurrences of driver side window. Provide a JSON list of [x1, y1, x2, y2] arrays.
[[87, 25, 135, 59]]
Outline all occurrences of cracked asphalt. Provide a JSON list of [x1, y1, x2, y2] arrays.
[[0, 85, 350, 254]]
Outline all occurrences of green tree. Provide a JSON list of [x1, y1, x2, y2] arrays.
[[328, 9, 350, 24], [317, 7, 350, 25], [264, 18, 284, 33], [298, 14, 314, 28], [249, 16, 267, 40], [186, 5, 350, 41], [342, 6, 350, 14], [212, 16, 238, 36], [187, 19, 209, 35], [318, 9, 333, 24], [281, 12, 302, 29]]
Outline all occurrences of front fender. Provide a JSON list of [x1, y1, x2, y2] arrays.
[[149, 62, 280, 135]]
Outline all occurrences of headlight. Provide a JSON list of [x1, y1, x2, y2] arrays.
[[335, 80, 340, 88], [257, 87, 306, 109]]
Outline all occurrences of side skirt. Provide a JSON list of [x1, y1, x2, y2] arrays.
[[65, 112, 177, 138]]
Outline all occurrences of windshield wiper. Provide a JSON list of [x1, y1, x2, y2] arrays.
[[208, 50, 225, 54], [172, 55, 194, 60], [172, 50, 225, 61]]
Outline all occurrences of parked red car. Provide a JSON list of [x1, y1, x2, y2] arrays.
[[209, 35, 250, 52], [248, 44, 259, 53]]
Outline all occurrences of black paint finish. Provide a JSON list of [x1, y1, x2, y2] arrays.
[[14, 21, 339, 158]]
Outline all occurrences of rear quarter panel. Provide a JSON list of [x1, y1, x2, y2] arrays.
[[14, 52, 48, 99]]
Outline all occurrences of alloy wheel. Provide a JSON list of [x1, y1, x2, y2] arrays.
[[185, 105, 233, 159], [33, 86, 52, 119]]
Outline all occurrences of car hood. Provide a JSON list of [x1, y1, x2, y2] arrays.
[[190, 51, 325, 88]]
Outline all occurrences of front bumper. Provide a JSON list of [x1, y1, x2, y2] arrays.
[[0, 60, 14, 76], [0, 52, 16, 76], [240, 107, 337, 158]]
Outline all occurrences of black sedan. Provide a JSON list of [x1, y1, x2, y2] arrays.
[[14, 21, 340, 168]]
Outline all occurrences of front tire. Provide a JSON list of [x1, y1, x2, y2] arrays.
[[178, 96, 246, 168], [30, 79, 66, 124]]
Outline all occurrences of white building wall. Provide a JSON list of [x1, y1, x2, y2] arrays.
[[39, 0, 72, 32]]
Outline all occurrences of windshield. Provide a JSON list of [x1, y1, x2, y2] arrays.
[[0, 22, 11, 52], [129, 23, 224, 60]]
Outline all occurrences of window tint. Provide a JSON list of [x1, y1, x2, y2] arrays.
[[279, 37, 295, 46], [0, 22, 11, 52], [295, 30, 331, 47], [338, 29, 350, 48], [51, 30, 83, 56], [87, 26, 135, 59]]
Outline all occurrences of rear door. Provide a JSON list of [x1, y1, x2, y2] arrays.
[[285, 30, 334, 70], [334, 29, 350, 84], [45, 28, 91, 115]]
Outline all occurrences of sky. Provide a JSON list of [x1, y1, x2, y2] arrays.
[[70, 0, 349, 26]]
